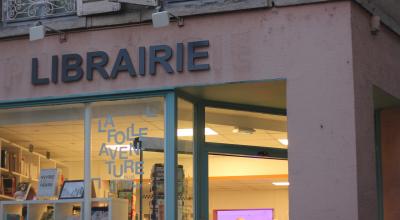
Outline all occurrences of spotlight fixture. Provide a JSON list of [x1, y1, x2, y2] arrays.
[[370, 15, 380, 35], [232, 127, 255, 134], [152, 7, 184, 28], [29, 21, 67, 43]]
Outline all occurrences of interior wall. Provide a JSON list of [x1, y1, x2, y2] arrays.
[[209, 189, 288, 220], [380, 108, 400, 220]]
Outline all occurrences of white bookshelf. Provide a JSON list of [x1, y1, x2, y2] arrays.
[[0, 198, 128, 220], [0, 137, 67, 201]]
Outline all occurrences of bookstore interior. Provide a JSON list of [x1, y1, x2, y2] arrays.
[[0, 82, 289, 220]]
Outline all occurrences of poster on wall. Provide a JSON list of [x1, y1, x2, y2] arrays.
[[37, 169, 59, 197]]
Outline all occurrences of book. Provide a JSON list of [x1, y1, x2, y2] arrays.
[[9, 152, 17, 172], [0, 176, 3, 194], [30, 164, 39, 179], [26, 186, 37, 200], [1, 149, 9, 169], [14, 182, 31, 200], [2, 175, 16, 197], [91, 207, 108, 220], [37, 169, 60, 198], [118, 190, 134, 219]]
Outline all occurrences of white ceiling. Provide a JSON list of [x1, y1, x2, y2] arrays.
[[0, 103, 287, 161]]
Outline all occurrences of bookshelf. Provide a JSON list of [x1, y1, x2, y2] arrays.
[[0, 137, 67, 201], [0, 198, 128, 220]]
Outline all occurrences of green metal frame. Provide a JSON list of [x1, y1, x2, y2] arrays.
[[165, 92, 178, 220], [205, 143, 288, 159], [176, 90, 287, 116], [0, 87, 288, 220], [177, 90, 288, 220], [0, 88, 172, 109], [193, 102, 207, 220]]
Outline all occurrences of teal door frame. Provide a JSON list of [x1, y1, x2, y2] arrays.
[[177, 90, 288, 220]]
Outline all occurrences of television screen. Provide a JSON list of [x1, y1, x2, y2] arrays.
[[214, 209, 273, 220]]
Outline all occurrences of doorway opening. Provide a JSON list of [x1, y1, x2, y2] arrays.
[[178, 80, 288, 220]]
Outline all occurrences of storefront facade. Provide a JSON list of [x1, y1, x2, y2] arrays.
[[0, 0, 399, 220]]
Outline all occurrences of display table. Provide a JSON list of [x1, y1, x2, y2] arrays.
[[0, 198, 127, 220]]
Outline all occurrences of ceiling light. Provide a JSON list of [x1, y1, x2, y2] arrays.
[[278, 139, 288, 146], [232, 127, 255, 134], [177, 128, 218, 137], [272, 182, 290, 186]]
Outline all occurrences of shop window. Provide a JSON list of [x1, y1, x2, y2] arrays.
[[208, 155, 288, 220], [177, 98, 194, 219], [91, 97, 165, 220], [0, 104, 84, 218], [205, 107, 288, 220]]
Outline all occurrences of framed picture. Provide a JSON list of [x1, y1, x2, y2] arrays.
[[59, 180, 84, 199]]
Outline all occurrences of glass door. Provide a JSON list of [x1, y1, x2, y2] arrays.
[[205, 107, 289, 220]]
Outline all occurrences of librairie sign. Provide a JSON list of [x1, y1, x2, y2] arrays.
[[31, 40, 210, 85]]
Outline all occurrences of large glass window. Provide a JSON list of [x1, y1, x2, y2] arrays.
[[0, 104, 84, 218], [206, 107, 288, 220], [0, 88, 288, 220], [177, 98, 194, 220], [91, 97, 165, 220]]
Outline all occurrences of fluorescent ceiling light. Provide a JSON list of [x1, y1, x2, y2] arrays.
[[232, 127, 255, 134], [272, 182, 290, 186], [177, 128, 218, 137], [278, 139, 288, 146]]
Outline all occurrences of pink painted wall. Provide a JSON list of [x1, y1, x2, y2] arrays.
[[380, 108, 400, 220], [0, 1, 375, 220], [352, 2, 400, 220], [0, 2, 352, 102]]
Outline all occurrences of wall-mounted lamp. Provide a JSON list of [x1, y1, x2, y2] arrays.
[[29, 21, 67, 43], [370, 15, 380, 35], [152, 7, 183, 28]]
